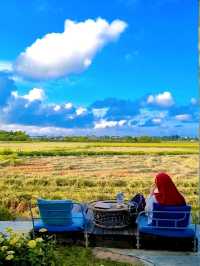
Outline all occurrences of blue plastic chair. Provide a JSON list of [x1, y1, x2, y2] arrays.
[[30, 199, 88, 246], [136, 203, 197, 251]]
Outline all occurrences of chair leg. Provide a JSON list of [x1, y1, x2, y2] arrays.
[[193, 237, 196, 252], [193, 224, 198, 252], [193, 237, 198, 252], [84, 231, 89, 248], [136, 230, 140, 249]]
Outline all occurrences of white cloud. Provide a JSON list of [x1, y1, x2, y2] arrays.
[[12, 88, 45, 102], [53, 104, 61, 111], [14, 18, 127, 80], [0, 123, 75, 136], [94, 120, 117, 129], [147, 91, 174, 107], [92, 108, 108, 118], [24, 88, 45, 102], [0, 61, 13, 72], [175, 114, 191, 122], [147, 95, 154, 104], [94, 119, 126, 129], [0, 121, 197, 137], [65, 102, 73, 109], [76, 107, 87, 116], [118, 120, 126, 126], [152, 118, 162, 124], [11, 91, 18, 98], [129, 109, 167, 127]]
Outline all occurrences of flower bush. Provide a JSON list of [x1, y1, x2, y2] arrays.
[[0, 207, 15, 221], [0, 227, 58, 265]]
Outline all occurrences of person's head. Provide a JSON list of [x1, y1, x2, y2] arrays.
[[154, 172, 186, 205], [155, 172, 173, 191]]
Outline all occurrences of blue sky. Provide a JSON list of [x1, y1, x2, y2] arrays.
[[0, 0, 198, 136]]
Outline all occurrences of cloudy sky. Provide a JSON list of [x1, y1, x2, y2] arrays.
[[0, 0, 198, 136]]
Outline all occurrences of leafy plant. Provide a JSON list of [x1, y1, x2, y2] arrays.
[[0, 207, 15, 221], [0, 227, 57, 265]]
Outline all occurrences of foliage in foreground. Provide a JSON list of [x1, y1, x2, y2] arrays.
[[0, 228, 134, 266], [0, 228, 57, 265]]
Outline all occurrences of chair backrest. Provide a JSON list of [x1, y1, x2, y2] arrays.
[[37, 198, 73, 226], [152, 203, 191, 228]]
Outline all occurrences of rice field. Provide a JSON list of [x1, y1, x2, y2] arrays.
[[0, 141, 198, 153], [0, 140, 198, 217]]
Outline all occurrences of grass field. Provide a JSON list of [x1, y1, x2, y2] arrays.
[[0, 141, 198, 156], [0, 141, 198, 218]]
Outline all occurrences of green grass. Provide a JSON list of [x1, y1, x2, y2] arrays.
[[0, 149, 198, 157], [0, 141, 197, 164], [0, 141, 198, 156], [56, 247, 141, 266]]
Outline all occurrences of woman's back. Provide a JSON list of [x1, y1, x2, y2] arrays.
[[154, 173, 186, 206], [146, 172, 186, 224]]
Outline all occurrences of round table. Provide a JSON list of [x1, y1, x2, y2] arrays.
[[89, 200, 130, 229]]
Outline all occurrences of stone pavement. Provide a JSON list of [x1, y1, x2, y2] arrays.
[[96, 248, 200, 266], [94, 226, 200, 266]]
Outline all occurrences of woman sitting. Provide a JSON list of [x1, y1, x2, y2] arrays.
[[146, 172, 186, 224]]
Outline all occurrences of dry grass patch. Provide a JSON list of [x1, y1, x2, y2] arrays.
[[0, 154, 198, 217]]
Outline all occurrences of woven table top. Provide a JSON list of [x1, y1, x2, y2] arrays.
[[89, 200, 128, 212]]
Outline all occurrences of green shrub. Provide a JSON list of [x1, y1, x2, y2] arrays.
[[0, 228, 57, 265], [0, 207, 15, 221]]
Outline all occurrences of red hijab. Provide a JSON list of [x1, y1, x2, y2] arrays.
[[154, 173, 186, 205]]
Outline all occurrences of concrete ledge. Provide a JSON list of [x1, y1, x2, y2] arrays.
[[0, 221, 32, 234]]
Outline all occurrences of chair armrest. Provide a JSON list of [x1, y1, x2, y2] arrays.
[[137, 210, 192, 230], [73, 202, 88, 226]]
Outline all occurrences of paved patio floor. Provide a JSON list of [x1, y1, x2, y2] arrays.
[[95, 247, 200, 266], [94, 226, 200, 266]]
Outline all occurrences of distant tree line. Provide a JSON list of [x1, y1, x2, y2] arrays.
[[32, 135, 197, 142], [60, 135, 162, 143], [0, 130, 30, 141], [0, 130, 197, 142]]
